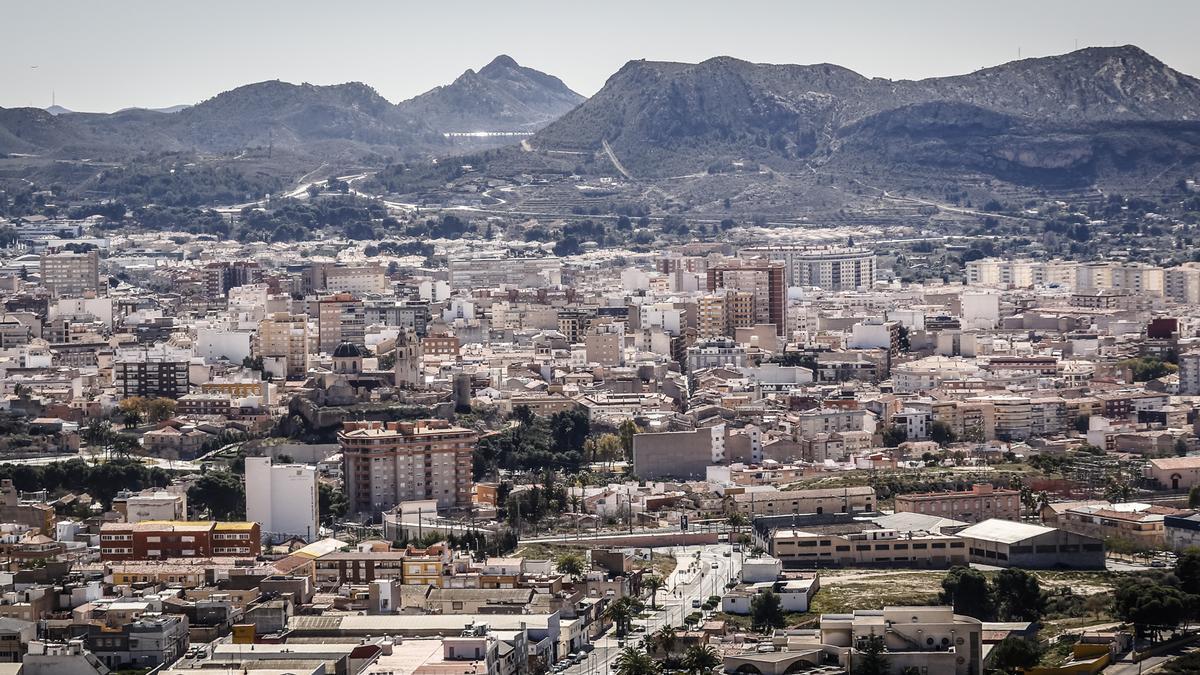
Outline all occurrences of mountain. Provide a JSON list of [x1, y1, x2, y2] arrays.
[[0, 56, 582, 160], [115, 104, 192, 114], [531, 46, 1200, 186], [399, 55, 585, 132], [45, 105, 74, 116]]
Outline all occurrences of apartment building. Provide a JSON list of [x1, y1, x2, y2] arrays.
[[203, 261, 263, 299], [707, 260, 786, 335], [1165, 262, 1200, 304], [740, 245, 875, 290], [314, 551, 407, 588], [930, 400, 995, 442], [112, 345, 191, 400], [632, 425, 725, 480], [317, 292, 365, 354], [339, 419, 477, 513], [1178, 350, 1200, 396], [966, 395, 1031, 441], [447, 255, 561, 289], [40, 250, 100, 298], [895, 484, 1021, 523], [112, 489, 187, 524], [99, 521, 261, 561], [257, 312, 310, 379], [245, 457, 319, 543]]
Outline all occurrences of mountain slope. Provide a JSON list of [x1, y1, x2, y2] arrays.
[[0, 56, 582, 159], [398, 54, 584, 132], [532, 46, 1200, 185]]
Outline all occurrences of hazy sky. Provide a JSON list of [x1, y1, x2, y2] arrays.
[[4, 0, 1199, 112]]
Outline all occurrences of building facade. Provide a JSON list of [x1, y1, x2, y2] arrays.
[[339, 419, 477, 514], [245, 457, 319, 543]]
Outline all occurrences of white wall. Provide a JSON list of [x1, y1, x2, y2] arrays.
[[246, 457, 319, 542]]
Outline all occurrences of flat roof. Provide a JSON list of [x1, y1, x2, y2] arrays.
[[956, 519, 1055, 544]]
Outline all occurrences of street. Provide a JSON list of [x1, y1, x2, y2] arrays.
[[569, 543, 741, 675]]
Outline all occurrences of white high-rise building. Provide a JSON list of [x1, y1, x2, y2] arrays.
[[739, 245, 874, 290], [245, 457, 319, 543]]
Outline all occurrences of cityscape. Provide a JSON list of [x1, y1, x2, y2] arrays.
[[2, 3, 1200, 675]]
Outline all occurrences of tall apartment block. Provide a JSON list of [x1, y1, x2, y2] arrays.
[[40, 250, 101, 298], [339, 419, 477, 514], [257, 312, 310, 379], [112, 345, 191, 399], [317, 292, 365, 354], [707, 261, 786, 336]]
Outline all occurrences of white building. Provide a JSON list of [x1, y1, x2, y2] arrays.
[[194, 327, 253, 364], [960, 291, 1000, 330], [245, 457, 319, 543]]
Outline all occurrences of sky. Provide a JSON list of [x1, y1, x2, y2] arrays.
[[4, 0, 1200, 112]]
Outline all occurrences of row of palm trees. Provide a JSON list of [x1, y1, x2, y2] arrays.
[[614, 642, 720, 674], [603, 573, 722, 674]]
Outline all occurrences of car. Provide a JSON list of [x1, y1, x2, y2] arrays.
[[1150, 561, 1167, 568], [723, 550, 731, 557], [711, 562, 719, 569], [692, 599, 702, 608], [732, 544, 742, 552]]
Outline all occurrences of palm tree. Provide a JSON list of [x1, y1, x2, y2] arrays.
[[604, 596, 643, 637], [651, 626, 677, 659], [681, 644, 720, 674], [643, 575, 665, 609], [613, 646, 660, 675]]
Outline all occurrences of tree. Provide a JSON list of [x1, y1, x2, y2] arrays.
[[188, 471, 246, 520], [613, 646, 659, 675], [939, 566, 995, 620], [146, 397, 176, 423], [750, 590, 785, 631], [989, 636, 1041, 674], [650, 626, 677, 658], [881, 427, 907, 448], [122, 409, 143, 430], [854, 632, 889, 675], [643, 575, 664, 609], [1175, 549, 1200, 596], [556, 552, 586, 581], [929, 421, 956, 447], [318, 482, 348, 525], [1112, 576, 1188, 642], [549, 409, 591, 452], [1073, 415, 1090, 434], [618, 420, 639, 460], [604, 596, 643, 637], [1189, 485, 1200, 509], [993, 569, 1046, 622], [681, 645, 720, 674]]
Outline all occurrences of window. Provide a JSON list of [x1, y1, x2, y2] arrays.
[[950, 542, 964, 549], [931, 542, 946, 549]]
